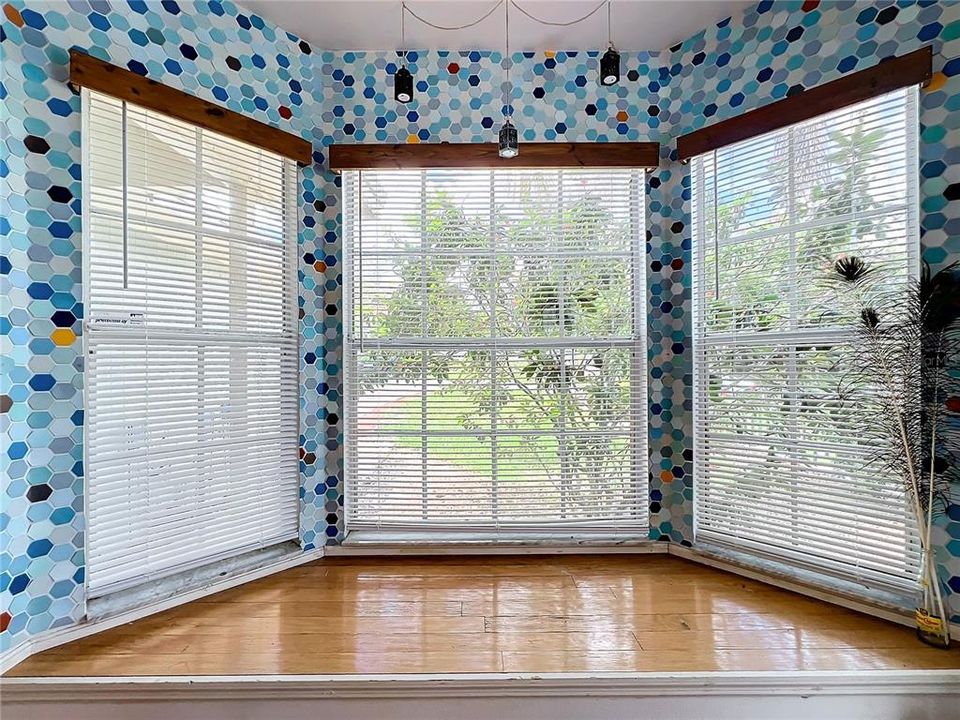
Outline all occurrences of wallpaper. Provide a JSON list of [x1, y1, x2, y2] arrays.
[[2, 0, 958, 656]]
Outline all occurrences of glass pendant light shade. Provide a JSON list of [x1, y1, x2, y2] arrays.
[[600, 46, 620, 86], [394, 66, 413, 103], [498, 118, 519, 158]]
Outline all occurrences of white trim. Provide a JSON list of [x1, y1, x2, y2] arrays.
[[3, 670, 958, 704], [0, 643, 34, 678], [0, 548, 324, 675], [7, 673, 958, 720], [80, 86, 93, 621]]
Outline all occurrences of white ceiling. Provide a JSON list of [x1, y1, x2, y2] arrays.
[[241, 0, 752, 53]]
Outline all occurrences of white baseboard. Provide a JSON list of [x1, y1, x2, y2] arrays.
[[4, 670, 959, 719], [0, 547, 325, 675], [5, 669, 959, 699], [0, 641, 35, 677]]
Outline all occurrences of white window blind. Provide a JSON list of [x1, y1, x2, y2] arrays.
[[82, 89, 300, 596], [344, 168, 647, 533], [691, 88, 922, 591]]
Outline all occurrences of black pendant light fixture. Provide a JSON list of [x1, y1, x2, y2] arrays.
[[498, 0, 519, 158], [395, 2, 414, 103], [600, 1, 620, 86], [499, 117, 519, 158], [395, 66, 413, 103]]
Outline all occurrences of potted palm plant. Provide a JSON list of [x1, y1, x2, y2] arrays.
[[830, 256, 959, 648]]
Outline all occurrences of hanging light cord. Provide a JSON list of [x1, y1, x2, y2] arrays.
[[402, 0, 616, 102], [607, 0, 613, 47], [404, 0, 610, 33], [504, 0, 511, 116], [511, 0, 608, 27], [404, 0, 505, 32]]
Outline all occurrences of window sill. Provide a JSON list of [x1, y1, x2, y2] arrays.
[[673, 541, 920, 622], [86, 541, 302, 621], [333, 528, 659, 553]]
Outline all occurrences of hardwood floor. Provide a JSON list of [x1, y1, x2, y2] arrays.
[[8, 555, 960, 676]]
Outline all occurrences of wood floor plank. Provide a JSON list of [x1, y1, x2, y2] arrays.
[[462, 590, 841, 617], [161, 599, 465, 617], [191, 585, 610, 606], [41, 629, 642, 658], [102, 614, 486, 636], [313, 577, 580, 591], [10, 651, 506, 676], [483, 610, 906, 633], [37, 635, 193, 656], [633, 627, 922, 650], [9, 554, 960, 677]]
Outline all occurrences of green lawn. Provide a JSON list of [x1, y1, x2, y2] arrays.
[[387, 389, 630, 481], [391, 389, 560, 478]]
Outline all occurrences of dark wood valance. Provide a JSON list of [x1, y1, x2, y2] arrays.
[[676, 46, 933, 161], [69, 50, 313, 166], [328, 142, 661, 172]]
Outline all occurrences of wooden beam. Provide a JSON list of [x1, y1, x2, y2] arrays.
[[676, 46, 933, 162], [328, 142, 660, 172], [69, 50, 313, 166]]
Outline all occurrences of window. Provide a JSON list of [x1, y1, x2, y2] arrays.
[[82, 90, 300, 596], [691, 88, 921, 590], [344, 168, 647, 534]]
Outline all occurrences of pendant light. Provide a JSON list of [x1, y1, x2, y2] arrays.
[[498, 0, 519, 158], [600, 1, 620, 86], [395, 2, 414, 103], [499, 117, 518, 158]]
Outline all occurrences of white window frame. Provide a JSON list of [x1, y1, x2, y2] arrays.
[[691, 87, 922, 593], [342, 167, 649, 538], [80, 88, 301, 597]]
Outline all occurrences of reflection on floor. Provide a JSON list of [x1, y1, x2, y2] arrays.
[[9, 554, 960, 676]]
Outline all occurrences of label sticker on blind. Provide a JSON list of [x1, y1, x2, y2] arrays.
[[89, 312, 146, 328]]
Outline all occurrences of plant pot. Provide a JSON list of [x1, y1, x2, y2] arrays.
[[915, 607, 951, 649]]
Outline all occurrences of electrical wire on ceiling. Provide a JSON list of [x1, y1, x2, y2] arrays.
[[510, 0, 608, 28], [392, 0, 622, 153], [402, 0, 505, 32], [403, 1, 612, 36]]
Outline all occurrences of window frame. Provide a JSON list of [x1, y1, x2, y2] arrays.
[[341, 167, 650, 536], [80, 88, 302, 598], [690, 87, 922, 593]]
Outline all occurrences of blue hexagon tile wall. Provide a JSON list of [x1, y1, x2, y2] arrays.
[[2, 0, 959, 656]]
